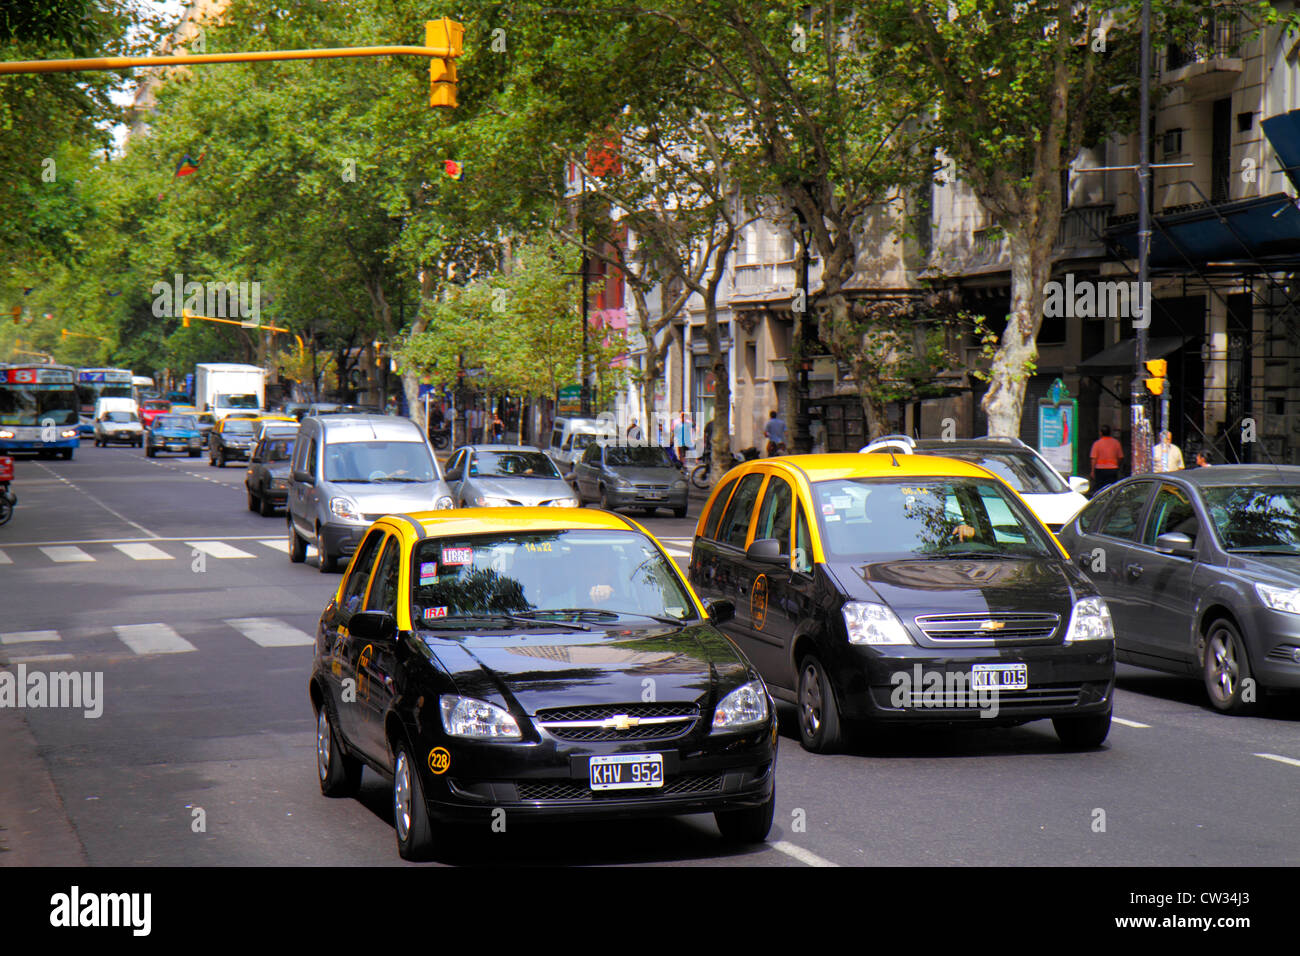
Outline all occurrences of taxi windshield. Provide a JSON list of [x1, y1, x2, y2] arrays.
[[410, 529, 698, 628], [811, 477, 1055, 559]]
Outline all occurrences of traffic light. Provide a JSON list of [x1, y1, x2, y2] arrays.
[[426, 18, 463, 108], [1145, 376, 1165, 395], [61, 328, 69, 338], [10, 305, 19, 324], [1144, 357, 1167, 395]]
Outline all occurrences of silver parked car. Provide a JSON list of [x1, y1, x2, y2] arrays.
[[572, 442, 689, 517], [444, 444, 579, 508], [286, 415, 454, 573]]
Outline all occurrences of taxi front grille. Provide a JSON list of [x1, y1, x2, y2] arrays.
[[536, 703, 700, 742], [914, 612, 1061, 643], [535, 703, 699, 722]]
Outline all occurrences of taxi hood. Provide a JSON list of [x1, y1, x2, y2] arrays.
[[424, 622, 752, 715], [828, 556, 1080, 622]]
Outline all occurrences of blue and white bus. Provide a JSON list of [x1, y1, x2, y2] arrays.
[[76, 367, 135, 416], [0, 364, 82, 458]]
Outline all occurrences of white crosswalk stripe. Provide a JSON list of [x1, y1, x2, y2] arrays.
[[114, 542, 174, 561], [259, 538, 288, 554], [0, 549, 11, 564], [186, 540, 256, 559], [113, 623, 196, 655], [0, 629, 61, 645], [40, 545, 94, 563], [226, 617, 315, 647]]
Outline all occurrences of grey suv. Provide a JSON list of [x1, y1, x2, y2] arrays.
[[286, 415, 454, 572]]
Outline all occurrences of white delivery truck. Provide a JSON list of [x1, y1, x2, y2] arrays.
[[195, 363, 266, 421]]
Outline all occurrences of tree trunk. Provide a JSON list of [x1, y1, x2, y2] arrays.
[[981, 230, 1051, 436]]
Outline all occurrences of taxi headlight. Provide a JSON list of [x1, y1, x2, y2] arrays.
[[1064, 596, 1114, 642], [439, 695, 521, 739], [842, 601, 913, 646], [329, 496, 361, 520], [711, 680, 769, 733]]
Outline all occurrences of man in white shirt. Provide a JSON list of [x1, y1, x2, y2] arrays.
[[1151, 430, 1185, 473]]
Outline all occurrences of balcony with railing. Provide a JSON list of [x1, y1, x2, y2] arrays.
[[1161, 18, 1243, 94]]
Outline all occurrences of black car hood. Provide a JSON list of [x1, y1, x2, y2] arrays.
[[1225, 552, 1300, 586], [829, 556, 1079, 621], [423, 622, 750, 714]]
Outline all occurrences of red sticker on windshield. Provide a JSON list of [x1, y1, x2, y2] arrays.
[[822, 503, 835, 515], [441, 547, 472, 565], [424, 606, 448, 620]]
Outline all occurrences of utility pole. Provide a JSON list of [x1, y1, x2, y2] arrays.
[[579, 169, 593, 418], [1133, 0, 1153, 476]]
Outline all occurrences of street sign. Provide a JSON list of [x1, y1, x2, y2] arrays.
[[558, 384, 582, 415], [418, 383, 437, 398]]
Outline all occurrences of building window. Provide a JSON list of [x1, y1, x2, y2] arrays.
[[1212, 98, 1232, 203], [1162, 128, 1183, 158]]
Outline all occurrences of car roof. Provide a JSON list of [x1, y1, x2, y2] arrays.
[[748, 453, 994, 483], [309, 414, 425, 441], [458, 444, 544, 453], [390, 508, 638, 541], [912, 439, 1037, 455], [1144, 464, 1300, 487]]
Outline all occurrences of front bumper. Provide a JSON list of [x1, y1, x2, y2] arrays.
[[418, 723, 777, 823], [216, 444, 252, 460], [605, 486, 689, 510], [319, 521, 366, 558], [0, 438, 78, 452], [1241, 606, 1300, 690], [829, 641, 1115, 723]]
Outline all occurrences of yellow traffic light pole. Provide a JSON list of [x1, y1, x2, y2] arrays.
[[0, 18, 463, 107], [182, 310, 306, 353]]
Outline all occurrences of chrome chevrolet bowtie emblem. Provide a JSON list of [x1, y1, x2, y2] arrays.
[[980, 620, 1006, 631], [603, 714, 640, 730]]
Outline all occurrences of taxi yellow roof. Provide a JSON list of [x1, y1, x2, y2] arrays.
[[768, 453, 993, 483], [402, 507, 635, 539]]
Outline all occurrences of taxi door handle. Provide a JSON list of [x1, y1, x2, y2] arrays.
[[1125, 563, 1143, 578]]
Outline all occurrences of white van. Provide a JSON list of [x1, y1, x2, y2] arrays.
[[94, 396, 140, 420], [547, 416, 616, 471]]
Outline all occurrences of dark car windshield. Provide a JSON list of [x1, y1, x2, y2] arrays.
[[474, 450, 560, 479], [409, 529, 697, 629], [260, 438, 295, 462], [811, 477, 1056, 559], [924, 449, 1068, 495], [1202, 485, 1300, 553], [221, 420, 255, 436], [606, 445, 674, 468], [325, 440, 435, 482], [154, 415, 196, 430]]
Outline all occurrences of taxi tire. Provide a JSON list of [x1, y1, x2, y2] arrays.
[[288, 521, 307, 563], [1052, 707, 1112, 749], [1203, 619, 1255, 714], [393, 741, 437, 861], [715, 788, 775, 844], [797, 654, 842, 753], [317, 704, 361, 798]]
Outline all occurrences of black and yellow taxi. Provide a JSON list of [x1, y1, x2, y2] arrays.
[[308, 508, 777, 861], [688, 454, 1116, 754]]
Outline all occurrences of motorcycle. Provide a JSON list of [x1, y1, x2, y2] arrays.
[[689, 446, 759, 490], [0, 455, 15, 526], [428, 422, 451, 450]]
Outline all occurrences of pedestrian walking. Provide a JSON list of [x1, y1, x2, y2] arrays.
[[674, 412, 694, 466], [764, 410, 787, 457], [1152, 430, 1185, 473], [1089, 424, 1123, 494]]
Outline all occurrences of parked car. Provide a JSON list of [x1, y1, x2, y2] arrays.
[[547, 416, 616, 470], [139, 398, 171, 429], [1056, 465, 1300, 713], [308, 508, 774, 860], [246, 431, 296, 516], [688, 453, 1116, 753], [145, 413, 202, 458], [286, 414, 454, 573], [862, 435, 1090, 532], [572, 442, 689, 518], [93, 410, 143, 447], [209, 416, 258, 467], [444, 444, 578, 508], [305, 402, 343, 417]]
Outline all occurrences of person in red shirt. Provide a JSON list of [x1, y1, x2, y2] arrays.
[[1089, 425, 1124, 494]]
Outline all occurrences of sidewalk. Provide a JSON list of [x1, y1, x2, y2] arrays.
[[0, 705, 88, 865]]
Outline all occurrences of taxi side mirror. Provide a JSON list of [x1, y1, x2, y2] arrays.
[[348, 610, 397, 642], [705, 599, 735, 625], [746, 537, 786, 565]]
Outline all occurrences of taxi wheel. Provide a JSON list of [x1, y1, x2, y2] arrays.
[[392, 742, 437, 861], [1052, 707, 1112, 749], [288, 521, 306, 563], [797, 655, 842, 753], [317, 705, 361, 797], [1203, 619, 1255, 714], [715, 788, 775, 844]]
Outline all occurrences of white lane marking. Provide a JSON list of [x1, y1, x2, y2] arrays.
[[0, 549, 11, 564], [33, 461, 159, 538], [1255, 753, 1300, 768], [259, 538, 289, 554], [3, 653, 74, 664], [112, 623, 196, 655], [114, 542, 174, 561], [1112, 717, 1150, 728], [0, 534, 275, 548], [226, 617, 315, 647], [0, 630, 61, 645], [40, 546, 94, 563], [772, 841, 839, 867], [186, 540, 255, 559]]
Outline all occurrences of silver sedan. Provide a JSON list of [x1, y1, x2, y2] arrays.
[[444, 444, 580, 508]]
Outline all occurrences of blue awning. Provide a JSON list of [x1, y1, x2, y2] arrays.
[[1107, 192, 1300, 270], [1262, 108, 1300, 191]]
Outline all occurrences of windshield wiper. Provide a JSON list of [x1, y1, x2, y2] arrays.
[[371, 477, 428, 483], [933, 549, 1028, 559], [540, 607, 687, 625], [422, 612, 590, 632], [330, 477, 375, 483]]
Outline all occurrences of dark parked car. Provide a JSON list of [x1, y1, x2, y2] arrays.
[[245, 431, 296, 516], [688, 454, 1116, 753], [308, 509, 776, 861], [209, 417, 258, 467], [572, 442, 689, 517], [1056, 465, 1300, 713]]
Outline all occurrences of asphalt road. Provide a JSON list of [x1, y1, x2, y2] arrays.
[[1, 444, 1298, 867]]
